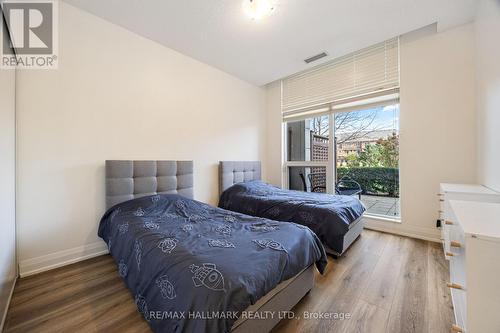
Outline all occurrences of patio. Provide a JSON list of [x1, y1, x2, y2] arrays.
[[361, 194, 400, 218]]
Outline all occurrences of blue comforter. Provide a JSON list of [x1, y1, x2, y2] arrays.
[[219, 181, 366, 252], [98, 194, 327, 333]]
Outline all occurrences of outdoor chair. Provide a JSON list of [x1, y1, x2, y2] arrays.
[[299, 172, 363, 199]]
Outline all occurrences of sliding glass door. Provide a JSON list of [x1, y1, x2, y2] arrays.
[[284, 103, 400, 219], [335, 104, 400, 218]]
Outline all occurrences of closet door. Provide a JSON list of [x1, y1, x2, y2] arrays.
[[0, 10, 17, 328]]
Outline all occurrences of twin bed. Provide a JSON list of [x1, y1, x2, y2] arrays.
[[99, 159, 365, 332], [218, 161, 366, 256], [100, 160, 327, 333]]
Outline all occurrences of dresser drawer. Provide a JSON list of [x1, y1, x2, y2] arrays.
[[442, 223, 452, 259], [451, 288, 467, 332], [440, 195, 451, 259], [449, 236, 466, 289], [449, 223, 467, 331], [443, 190, 500, 333]]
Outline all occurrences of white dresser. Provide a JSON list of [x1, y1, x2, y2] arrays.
[[438, 183, 500, 260], [444, 200, 500, 333]]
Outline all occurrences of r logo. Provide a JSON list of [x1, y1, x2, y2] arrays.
[[2, 1, 53, 55]]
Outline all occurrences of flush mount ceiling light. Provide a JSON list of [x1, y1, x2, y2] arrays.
[[243, 0, 277, 21]]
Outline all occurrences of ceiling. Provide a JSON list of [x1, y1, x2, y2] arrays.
[[63, 0, 478, 86]]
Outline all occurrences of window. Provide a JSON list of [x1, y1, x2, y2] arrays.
[[284, 104, 400, 219], [335, 105, 400, 218], [281, 37, 400, 220], [284, 116, 332, 193]]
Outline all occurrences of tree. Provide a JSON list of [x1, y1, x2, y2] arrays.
[[309, 109, 385, 142], [357, 144, 383, 167], [377, 133, 399, 168], [345, 133, 399, 168], [345, 153, 361, 167], [334, 109, 384, 144], [310, 115, 329, 136], [307, 107, 399, 168]]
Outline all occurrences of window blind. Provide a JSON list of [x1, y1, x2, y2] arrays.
[[282, 38, 400, 116]]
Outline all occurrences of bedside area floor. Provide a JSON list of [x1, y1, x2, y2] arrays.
[[4, 230, 453, 333]]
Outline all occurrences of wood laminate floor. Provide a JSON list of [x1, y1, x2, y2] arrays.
[[4, 230, 454, 333]]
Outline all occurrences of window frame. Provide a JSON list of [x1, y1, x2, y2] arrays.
[[282, 115, 335, 194], [282, 99, 401, 220]]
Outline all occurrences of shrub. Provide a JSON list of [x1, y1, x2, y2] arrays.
[[337, 167, 399, 197]]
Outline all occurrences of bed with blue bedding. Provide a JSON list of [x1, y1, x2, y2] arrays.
[[101, 160, 327, 333], [218, 162, 366, 255]]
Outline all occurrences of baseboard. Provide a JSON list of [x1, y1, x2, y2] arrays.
[[363, 216, 441, 243], [19, 241, 109, 277], [0, 277, 16, 331], [16, 219, 439, 277]]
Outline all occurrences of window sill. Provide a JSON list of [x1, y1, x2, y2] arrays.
[[363, 213, 401, 223]]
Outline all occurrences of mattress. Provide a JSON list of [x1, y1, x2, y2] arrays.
[[98, 193, 327, 333], [218, 180, 366, 254], [231, 265, 314, 332]]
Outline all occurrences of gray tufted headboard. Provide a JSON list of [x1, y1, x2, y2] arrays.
[[219, 161, 261, 195], [105, 160, 194, 209]]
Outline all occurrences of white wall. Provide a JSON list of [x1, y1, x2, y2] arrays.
[[476, 0, 500, 192], [393, 23, 477, 239], [265, 23, 477, 241], [0, 59, 16, 327], [265, 80, 282, 186], [16, 3, 266, 276]]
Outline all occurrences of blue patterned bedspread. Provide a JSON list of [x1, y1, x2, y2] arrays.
[[218, 181, 366, 253], [98, 194, 327, 333]]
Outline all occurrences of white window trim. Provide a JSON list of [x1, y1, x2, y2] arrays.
[[281, 99, 401, 216]]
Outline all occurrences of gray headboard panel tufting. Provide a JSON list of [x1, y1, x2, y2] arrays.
[[105, 160, 194, 209], [219, 161, 261, 195]]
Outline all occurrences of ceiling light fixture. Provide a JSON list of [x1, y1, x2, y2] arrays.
[[243, 0, 277, 21]]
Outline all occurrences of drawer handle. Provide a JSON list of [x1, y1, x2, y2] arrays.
[[447, 282, 464, 290], [446, 252, 458, 257], [450, 241, 462, 248], [437, 193, 444, 196], [451, 324, 464, 332], [439, 210, 444, 213], [439, 199, 444, 202], [445, 221, 454, 225]]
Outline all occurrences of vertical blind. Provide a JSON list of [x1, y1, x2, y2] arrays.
[[282, 38, 400, 116]]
